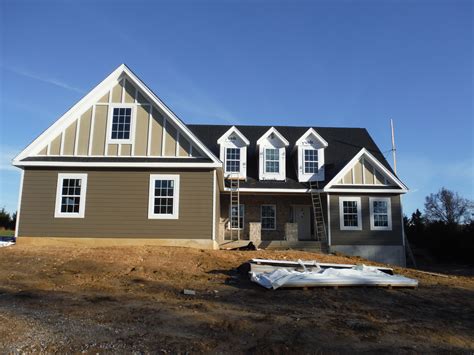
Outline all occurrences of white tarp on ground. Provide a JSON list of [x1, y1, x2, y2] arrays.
[[250, 262, 418, 289], [0, 241, 14, 248]]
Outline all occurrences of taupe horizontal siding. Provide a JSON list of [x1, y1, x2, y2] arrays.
[[19, 168, 214, 239], [329, 194, 403, 246]]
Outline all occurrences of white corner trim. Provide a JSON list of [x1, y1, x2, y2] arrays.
[[54, 173, 88, 218], [369, 197, 392, 231], [148, 174, 180, 219], [339, 196, 362, 231], [14, 169, 24, 239], [217, 126, 250, 145], [212, 170, 217, 241], [256, 127, 289, 146], [327, 194, 331, 246], [295, 127, 328, 147], [324, 148, 408, 192], [260, 204, 277, 230]]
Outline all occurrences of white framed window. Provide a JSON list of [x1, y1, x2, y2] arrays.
[[148, 174, 180, 219], [304, 149, 318, 174], [229, 204, 244, 230], [54, 173, 88, 218], [339, 197, 362, 230], [261, 205, 276, 230], [264, 149, 280, 174], [225, 148, 241, 173], [107, 104, 135, 143], [369, 197, 392, 231]]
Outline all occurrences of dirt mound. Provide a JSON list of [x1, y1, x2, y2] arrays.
[[0, 245, 473, 353]]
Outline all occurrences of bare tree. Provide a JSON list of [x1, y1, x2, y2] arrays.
[[424, 187, 473, 225]]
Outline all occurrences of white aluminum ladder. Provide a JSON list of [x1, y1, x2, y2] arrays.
[[309, 180, 328, 249], [229, 174, 240, 241]]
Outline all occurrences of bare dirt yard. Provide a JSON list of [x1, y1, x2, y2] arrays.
[[0, 245, 473, 353]]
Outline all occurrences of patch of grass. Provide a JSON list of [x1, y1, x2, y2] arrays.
[[0, 230, 15, 237]]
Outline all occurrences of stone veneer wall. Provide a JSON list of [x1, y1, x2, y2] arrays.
[[220, 194, 323, 241]]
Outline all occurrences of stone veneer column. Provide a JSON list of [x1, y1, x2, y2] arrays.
[[218, 222, 226, 243], [249, 222, 261, 246], [285, 223, 298, 242]]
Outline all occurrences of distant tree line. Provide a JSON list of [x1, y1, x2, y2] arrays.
[[0, 208, 16, 230], [404, 187, 473, 264]]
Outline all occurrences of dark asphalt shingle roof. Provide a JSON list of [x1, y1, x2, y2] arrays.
[[188, 124, 397, 189]]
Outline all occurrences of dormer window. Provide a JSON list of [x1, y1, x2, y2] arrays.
[[304, 149, 318, 174], [225, 148, 240, 173], [296, 128, 328, 182], [257, 127, 289, 181], [217, 126, 250, 179], [264, 148, 280, 173]]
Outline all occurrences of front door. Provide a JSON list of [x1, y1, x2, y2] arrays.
[[293, 205, 312, 240]]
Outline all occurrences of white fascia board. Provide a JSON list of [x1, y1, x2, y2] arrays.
[[295, 127, 328, 147], [256, 127, 289, 146], [13, 161, 221, 168], [217, 126, 250, 145], [224, 187, 313, 193], [324, 148, 408, 191], [13, 64, 222, 165], [324, 188, 407, 194]]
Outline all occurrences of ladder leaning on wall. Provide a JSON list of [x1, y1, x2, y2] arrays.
[[309, 180, 328, 250], [229, 174, 240, 241]]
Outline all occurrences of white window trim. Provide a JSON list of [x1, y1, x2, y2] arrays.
[[263, 148, 280, 175], [224, 147, 242, 174], [228, 204, 245, 230], [261, 204, 276, 230], [54, 173, 88, 218], [369, 197, 392, 231], [148, 174, 180, 219], [339, 196, 362, 231], [303, 148, 319, 174], [106, 103, 136, 144], [297, 145, 325, 182]]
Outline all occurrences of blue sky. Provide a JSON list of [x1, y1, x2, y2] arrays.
[[0, 0, 472, 216]]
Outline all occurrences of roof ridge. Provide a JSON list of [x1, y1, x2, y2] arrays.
[[187, 123, 367, 130]]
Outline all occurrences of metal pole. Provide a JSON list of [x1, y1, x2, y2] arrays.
[[390, 118, 397, 174]]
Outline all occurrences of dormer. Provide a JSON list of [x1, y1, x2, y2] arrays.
[[257, 127, 289, 181], [217, 126, 249, 179], [295, 128, 328, 182]]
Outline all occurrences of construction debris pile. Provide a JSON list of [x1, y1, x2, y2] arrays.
[[249, 259, 418, 290]]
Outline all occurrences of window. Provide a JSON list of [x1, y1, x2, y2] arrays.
[[261, 205, 276, 230], [148, 175, 180, 219], [265, 148, 280, 173], [339, 197, 362, 230], [230, 204, 244, 230], [55, 173, 88, 218], [304, 149, 318, 174], [369, 197, 392, 230], [108, 106, 133, 142], [225, 148, 240, 173]]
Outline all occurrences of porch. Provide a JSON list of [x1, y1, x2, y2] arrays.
[[218, 193, 328, 252]]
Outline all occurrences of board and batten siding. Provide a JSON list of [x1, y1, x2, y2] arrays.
[[35, 78, 203, 159], [329, 194, 403, 246], [19, 168, 214, 240]]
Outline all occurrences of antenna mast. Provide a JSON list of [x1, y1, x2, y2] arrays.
[[390, 118, 397, 174]]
